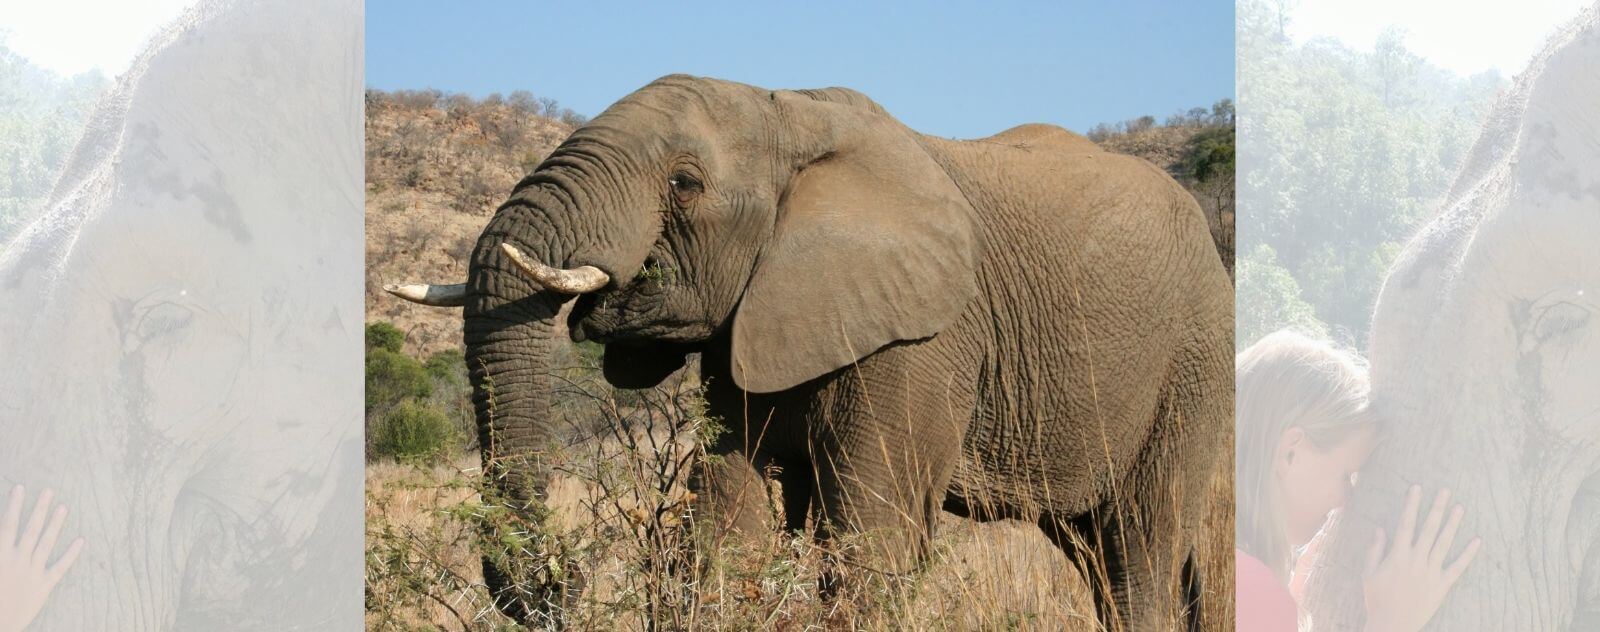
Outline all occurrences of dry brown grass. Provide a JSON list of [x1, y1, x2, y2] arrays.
[[362, 352, 1238, 631], [365, 456, 1108, 631]]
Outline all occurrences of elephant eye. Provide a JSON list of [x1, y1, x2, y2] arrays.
[[122, 297, 196, 353], [668, 172, 702, 203], [1533, 301, 1590, 342], [1519, 289, 1594, 352]]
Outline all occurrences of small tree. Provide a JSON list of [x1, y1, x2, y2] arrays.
[[367, 321, 405, 353], [509, 90, 538, 114], [1127, 115, 1157, 134]]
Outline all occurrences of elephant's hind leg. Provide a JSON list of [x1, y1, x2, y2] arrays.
[[774, 460, 815, 533], [1042, 505, 1174, 631], [1041, 403, 1227, 629]]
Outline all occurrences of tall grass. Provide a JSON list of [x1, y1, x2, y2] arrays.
[[365, 349, 1222, 630]]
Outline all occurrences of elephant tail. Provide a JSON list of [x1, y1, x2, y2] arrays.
[[1182, 548, 1205, 632]]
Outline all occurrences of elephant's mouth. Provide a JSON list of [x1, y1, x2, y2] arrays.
[[568, 293, 604, 341], [567, 255, 677, 343]]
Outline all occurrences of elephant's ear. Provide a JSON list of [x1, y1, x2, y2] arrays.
[[730, 96, 981, 393]]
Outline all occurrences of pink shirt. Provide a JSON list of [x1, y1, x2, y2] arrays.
[[1236, 549, 1298, 632]]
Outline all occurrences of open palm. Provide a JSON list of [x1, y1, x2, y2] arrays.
[[1362, 486, 1481, 632], [0, 486, 84, 632]]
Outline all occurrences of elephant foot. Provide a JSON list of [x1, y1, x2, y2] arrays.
[[482, 555, 586, 628], [1042, 510, 1204, 632], [690, 449, 785, 546]]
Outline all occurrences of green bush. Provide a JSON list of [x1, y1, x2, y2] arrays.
[[366, 321, 405, 353], [367, 348, 432, 414], [423, 348, 476, 451], [424, 348, 467, 386], [371, 400, 458, 463], [1184, 126, 1235, 184]]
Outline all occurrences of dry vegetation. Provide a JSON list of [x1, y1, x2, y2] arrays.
[[366, 359, 1112, 631], [366, 350, 1231, 630]]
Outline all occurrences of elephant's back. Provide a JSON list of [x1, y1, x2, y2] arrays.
[[972, 123, 1103, 154], [925, 134, 1226, 301]]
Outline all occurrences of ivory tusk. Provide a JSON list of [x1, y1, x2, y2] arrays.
[[384, 283, 467, 307], [499, 243, 610, 294]]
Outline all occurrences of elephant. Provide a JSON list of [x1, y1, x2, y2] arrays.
[[392, 75, 1235, 630], [1304, 6, 1600, 630], [0, 0, 363, 628]]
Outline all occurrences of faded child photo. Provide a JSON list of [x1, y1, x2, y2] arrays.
[[1234, 0, 1600, 630]]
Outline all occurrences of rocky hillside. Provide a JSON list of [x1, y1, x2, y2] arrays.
[[365, 89, 583, 356], [366, 91, 1235, 355]]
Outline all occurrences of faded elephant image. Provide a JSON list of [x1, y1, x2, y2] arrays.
[[1286, 6, 1600, 631], [0, 0, 363, 629], [392, 76, 1236, 630]]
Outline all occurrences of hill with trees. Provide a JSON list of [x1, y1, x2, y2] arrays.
[[0, 40, 108, 247], [1235, 0, 1504, 347]]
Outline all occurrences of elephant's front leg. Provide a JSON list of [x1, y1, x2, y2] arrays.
[[805, 363, 966, 597], [689, 446, 786, 547]]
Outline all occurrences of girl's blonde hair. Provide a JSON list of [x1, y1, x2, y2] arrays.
[[1235, 329, 1373, 578]]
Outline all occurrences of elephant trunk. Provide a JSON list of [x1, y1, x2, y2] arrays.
[[463, 194, 586, 623], [458, 122, 657, 622]]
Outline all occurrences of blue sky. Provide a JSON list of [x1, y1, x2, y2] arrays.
[[366, 2, 1234, 139]]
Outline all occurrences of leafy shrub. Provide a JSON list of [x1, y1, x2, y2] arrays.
[[424, 348, 466, 385], [1184, 126, 1235, 184], [423, 349, 475, 450], [367, 321, 405, 353], [370, 400, 458, 463], [367, 348, 432, 414]]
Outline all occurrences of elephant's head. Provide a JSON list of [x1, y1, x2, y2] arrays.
[[0, 0, 362, 628], [1307, 8, 1600, 629], [393, 75, 981, 617]]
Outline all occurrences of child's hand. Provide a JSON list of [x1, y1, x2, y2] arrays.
[[1362, 486, 1481, 632], [0, 486, 84, 632]]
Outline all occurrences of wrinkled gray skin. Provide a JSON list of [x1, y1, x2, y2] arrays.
[[1307, 8, 1600, 631], [0, 0, 363, 629], [444, 76, 1233, 629]]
